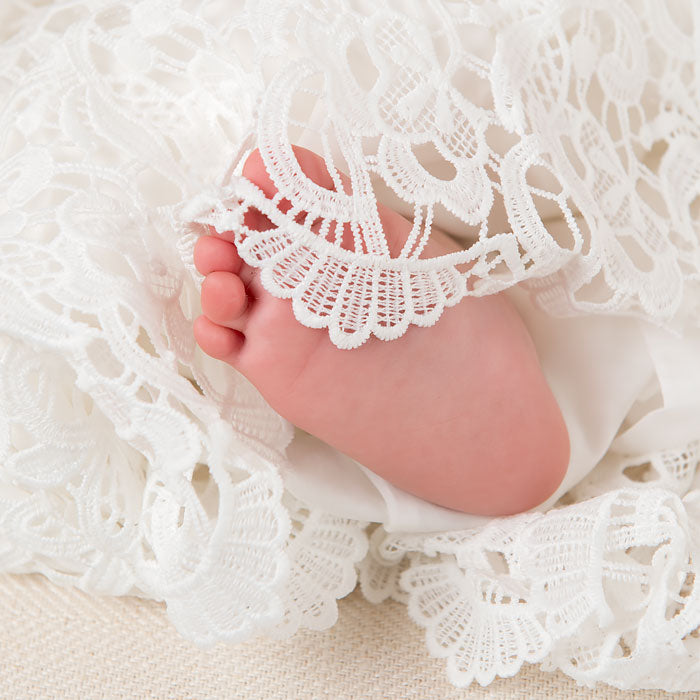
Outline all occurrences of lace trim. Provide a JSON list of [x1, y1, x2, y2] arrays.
[[193, 180, 468, 348], [186, 0, 700, 348], [362, 485, 700, 690]]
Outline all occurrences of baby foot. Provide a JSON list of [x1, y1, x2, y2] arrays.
[[194, 147, 569, 516]]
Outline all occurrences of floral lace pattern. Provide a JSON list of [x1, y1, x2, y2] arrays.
[[1, 0, 700, 692], [359, 485, 700, 689], [193, 0, 700, 348]]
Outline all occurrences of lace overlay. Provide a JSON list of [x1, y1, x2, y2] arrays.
[[194, 0, 700, 348], [1, 0, 700, 692]]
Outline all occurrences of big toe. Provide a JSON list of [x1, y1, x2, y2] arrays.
[[242, 145, 337, 197], [241, 145, 414, 256], [201, 270, 248, 327]]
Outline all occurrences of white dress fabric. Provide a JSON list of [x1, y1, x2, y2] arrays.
[[1, 0, 700, 691]]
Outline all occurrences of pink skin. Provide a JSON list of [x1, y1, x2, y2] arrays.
[[194, 147, 570, 516]]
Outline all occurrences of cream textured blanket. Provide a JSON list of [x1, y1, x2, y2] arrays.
[[0, 573, 691, 699]]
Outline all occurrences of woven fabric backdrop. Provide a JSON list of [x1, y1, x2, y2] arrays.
[[0, 574, 692, 700]]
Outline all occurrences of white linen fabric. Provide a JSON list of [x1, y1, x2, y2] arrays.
[[1, 0, 700, 692]]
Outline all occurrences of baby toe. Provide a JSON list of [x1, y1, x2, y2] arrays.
[[242, 145, 337, 198], [194, 235, 242, 275], [201, 270, 248, 326], [194, 315, 244, 361]]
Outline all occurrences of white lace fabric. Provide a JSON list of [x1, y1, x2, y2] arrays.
[[194, 0, 700, 348], [1, 0, 700, 692]]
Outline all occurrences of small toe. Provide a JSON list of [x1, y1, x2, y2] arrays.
[[194, 315, 244, 362], [201, 270, 248, 326], [194, 235, 242, 275]]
